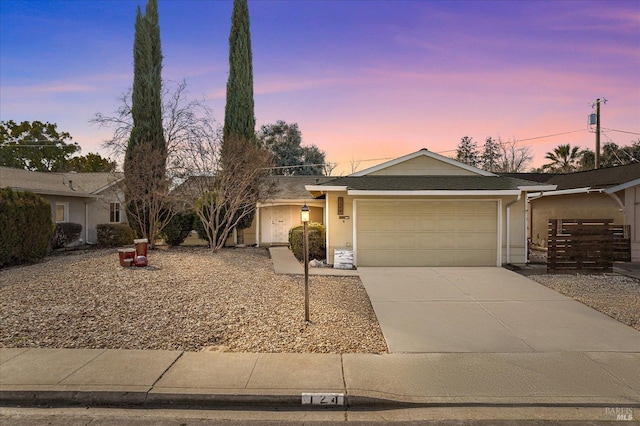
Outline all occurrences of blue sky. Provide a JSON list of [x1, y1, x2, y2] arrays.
[[1, 0, 639, 173]]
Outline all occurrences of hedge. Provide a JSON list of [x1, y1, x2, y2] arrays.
[[0, 187, 53, 268], [288, 223, 326, 262], [160, 210, 195, 247], [51, 222, 83, 249], [96, 223, 136, 247]]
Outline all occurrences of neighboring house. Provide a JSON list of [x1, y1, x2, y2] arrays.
[[305, 149, 555, 267], [0, 167, 125, 244], [504, 162, 640, 262]]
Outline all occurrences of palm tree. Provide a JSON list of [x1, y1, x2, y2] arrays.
[[542, 144, 582, 173]]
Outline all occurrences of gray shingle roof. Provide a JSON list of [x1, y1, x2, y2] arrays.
[[267, 176, 334, 199], [0, 167, 122, 197], [318, 175, 546, 191], [500, 162, 640, 191]]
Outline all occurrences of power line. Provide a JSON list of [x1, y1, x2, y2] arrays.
[[602, 127, 640, 136]]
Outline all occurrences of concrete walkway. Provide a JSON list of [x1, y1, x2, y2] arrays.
[[1, 252, 639, 413], [269, 246, 358, 276]]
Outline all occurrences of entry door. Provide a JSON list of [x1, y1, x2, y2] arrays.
[[271, 206, 289, 243]]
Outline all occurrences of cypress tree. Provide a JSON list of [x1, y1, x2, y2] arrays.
[[222, 0, 257, 245], [124, 0, 167, 243], [223, 0, 255, 143]]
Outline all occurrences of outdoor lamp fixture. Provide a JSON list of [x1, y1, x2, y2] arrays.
[[301, 203, 310, 322]]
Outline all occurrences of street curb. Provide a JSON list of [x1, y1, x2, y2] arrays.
[[2, 390, 639, 410]]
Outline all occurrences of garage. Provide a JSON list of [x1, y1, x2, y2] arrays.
[[355, 200, 499, 267]]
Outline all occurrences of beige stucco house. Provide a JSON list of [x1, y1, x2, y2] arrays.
[[0, 167, 125, 244], [252, 176, 333, 246], [305, 149, 555, 267], [513, 163, 640, 262]]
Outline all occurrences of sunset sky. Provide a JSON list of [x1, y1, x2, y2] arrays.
[[1, 0, 638, 174]]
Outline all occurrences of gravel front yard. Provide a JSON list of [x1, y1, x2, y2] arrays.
[[527, 273, 640, 331], [0, 247, 387, 353]]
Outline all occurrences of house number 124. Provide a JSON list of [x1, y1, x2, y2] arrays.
[[301, 393, 344, 405]]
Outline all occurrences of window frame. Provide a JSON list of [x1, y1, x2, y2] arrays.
[[55, 202, 69, 223], [110, 202, 121, 223]]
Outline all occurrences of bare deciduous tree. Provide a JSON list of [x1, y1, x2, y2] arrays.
[[119, 143, 171, 249], [349, 158, 362, 174], [173, 133, 274, 251], [91, 80, 217, 178], [322, 161, 338, 176], [495, 137, 533, 172]]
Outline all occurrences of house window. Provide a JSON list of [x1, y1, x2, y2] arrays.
[[110, 202, 121, 223], [55, 203, 68, 223]]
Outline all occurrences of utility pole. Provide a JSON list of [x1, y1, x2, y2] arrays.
[[591, 98, 606, 170], [595, 98, 601, 169]]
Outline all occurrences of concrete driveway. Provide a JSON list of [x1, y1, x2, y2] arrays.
[[358, 267, 640, 353]]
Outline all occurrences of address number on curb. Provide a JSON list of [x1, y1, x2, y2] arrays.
[[301, 393, 344, 405]]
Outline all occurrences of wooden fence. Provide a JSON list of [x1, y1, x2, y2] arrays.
[[612, 224, 631, 262], [547, 219, 614, 273]]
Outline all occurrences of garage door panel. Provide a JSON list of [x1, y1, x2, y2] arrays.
[[356, 201, 498, 267]]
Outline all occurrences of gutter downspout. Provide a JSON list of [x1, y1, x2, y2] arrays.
[[85, 202, 90, 243], [255, 205, 260, 247], [505, 193, 522, 265]]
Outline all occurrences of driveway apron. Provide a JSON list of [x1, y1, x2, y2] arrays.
[[358, 267, 640, 353]]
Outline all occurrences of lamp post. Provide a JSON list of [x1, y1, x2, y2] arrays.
[[301, 203, 310, 322]]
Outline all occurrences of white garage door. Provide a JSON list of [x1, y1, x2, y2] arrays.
[[356, 200, 498, 266]]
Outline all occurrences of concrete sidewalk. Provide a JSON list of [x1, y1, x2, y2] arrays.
[[1, 348, 639, 408]]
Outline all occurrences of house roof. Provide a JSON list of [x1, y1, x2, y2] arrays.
[[501, 162, 640, 191], [170, 174, 334, 201], [266, 176, 334, 200], [0, 166, 122, 197], [313, 175, 551, 192]]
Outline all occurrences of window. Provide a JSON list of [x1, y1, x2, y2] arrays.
[[55, 203, 68, 223], [110, 202, 121, 223]]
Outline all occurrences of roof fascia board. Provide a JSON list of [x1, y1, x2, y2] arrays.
[[304, 185, 348, 192], [528, 187, 607, 198], [258, 199, 325, 207], [605, 177, 640, 194], [350, 149, 496, 177], [517, 185, 557, 191], [347, 190, 521, 196], [10, 187, 98, 198]]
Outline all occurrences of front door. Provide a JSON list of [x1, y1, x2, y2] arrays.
[[271, 206, 289, 243]]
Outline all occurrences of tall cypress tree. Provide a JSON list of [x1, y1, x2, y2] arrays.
[[222, 0, 257, 245], [124, 0, 167, 245], [223, 0, 255, 143]]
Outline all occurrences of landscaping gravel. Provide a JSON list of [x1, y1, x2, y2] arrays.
[[0, 247, 388, 353], [527, 273, 640, 331]]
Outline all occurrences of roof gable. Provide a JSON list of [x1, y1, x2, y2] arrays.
[[352, 149, 495, 177]]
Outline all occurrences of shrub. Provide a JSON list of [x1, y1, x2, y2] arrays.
[[51, 222, 83, 249], [288, 223, 326, 262], [96, 223, 136, 247], [160, 210, 195, 247], [0, 187, 53, 268]]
